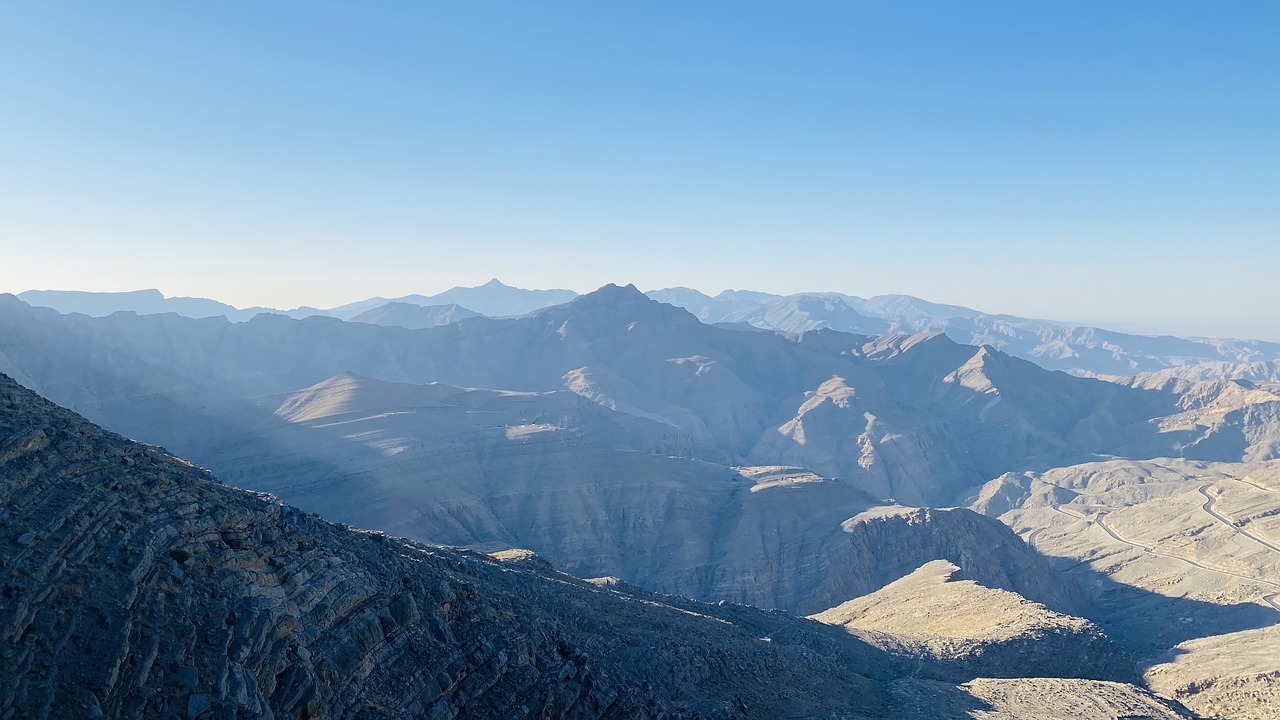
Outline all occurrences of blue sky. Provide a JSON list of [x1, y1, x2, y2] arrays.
[[1, 2, 1277, 338]]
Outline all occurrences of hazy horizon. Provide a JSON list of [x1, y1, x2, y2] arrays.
[[6, 277, 1277, 342], [2, 2, 1276, 340]]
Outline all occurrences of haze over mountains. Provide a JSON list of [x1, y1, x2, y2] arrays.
[[21, 279, 1280, 380], [5, 279, 1280, 718]]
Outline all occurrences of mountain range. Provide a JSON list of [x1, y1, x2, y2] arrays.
[[0, 369, 1196, 719], [4, 280, 1280, 718], [20, 280, 1280, 380]]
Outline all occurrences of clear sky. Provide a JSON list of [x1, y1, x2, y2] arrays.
[[1, 2, 1277, 338]]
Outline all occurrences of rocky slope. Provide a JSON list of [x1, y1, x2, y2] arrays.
[[969, 459, 1280, 720], [0, 374, 1185, 719], [811, 560, 1137, 683]]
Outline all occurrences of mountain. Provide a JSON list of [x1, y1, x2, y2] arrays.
[[4, 281, 1274, 715], [22, 284, 1279, 380], [15, 288, 292, 322], [76, 366, 1084, 616], [646, 289, 1280, 379], [1111, 360, 1280, 384], [0, 373, 1194, 719], [15, 279, 578, 325], [644, 288, 780, 323], [309, 295, 393, 320], [397, 278, 579, 317], [811, 559, 1138, 683], [722, 294, 890, 335], [349, 302, 482, 329], [2, 286, 1277, 510], [232, 370, 1092, 612], [309, 280, 580, 321], [969, 458, 1280, 720]]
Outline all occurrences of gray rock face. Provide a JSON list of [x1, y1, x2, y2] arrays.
[[0, 373, 1188, 719]]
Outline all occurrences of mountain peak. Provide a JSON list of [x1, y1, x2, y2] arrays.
[[481, 278, 509, 288], [574, 283, 647, 303], [554, 284, 697, 324]]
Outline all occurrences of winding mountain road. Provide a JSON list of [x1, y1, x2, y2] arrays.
[[1198, 483, 1280, 554], [1055, 503, 1280, 612]]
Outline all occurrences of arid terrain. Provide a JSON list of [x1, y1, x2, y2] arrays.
[[2, 283, 1278, 717]]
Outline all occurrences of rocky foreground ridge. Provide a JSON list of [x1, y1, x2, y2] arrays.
[[0, 373, 1192, 719]]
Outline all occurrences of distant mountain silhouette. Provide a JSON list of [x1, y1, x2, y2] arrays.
[[349, 301, 482, 329], [647, 288, 1280, 378]]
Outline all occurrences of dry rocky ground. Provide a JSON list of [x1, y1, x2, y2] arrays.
[[975, 459, 1280, 719]]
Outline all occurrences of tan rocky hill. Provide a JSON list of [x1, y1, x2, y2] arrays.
[[811, 560, 1137, 683]]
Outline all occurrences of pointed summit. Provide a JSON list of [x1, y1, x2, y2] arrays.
[[577, 283, 646, 301], [564, 283, 665, 312], [543, 284, 698, 329]]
